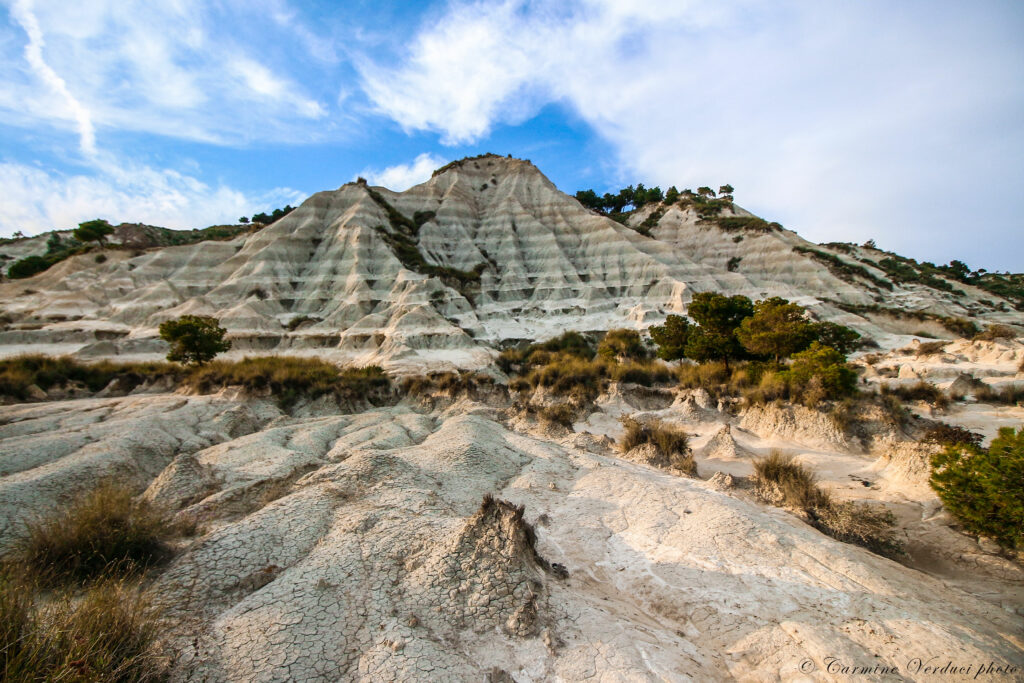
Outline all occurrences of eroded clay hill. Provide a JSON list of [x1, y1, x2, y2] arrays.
[[1, 155, 1018, 370]]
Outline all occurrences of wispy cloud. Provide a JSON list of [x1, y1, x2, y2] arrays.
[[0, 0, 333, 145], [360, 152, 446, 191]]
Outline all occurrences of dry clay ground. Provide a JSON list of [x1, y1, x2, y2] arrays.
[[1, 369, 1023, 682]]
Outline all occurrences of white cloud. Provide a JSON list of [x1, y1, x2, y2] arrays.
[[0, 159, 303, 235], [360, 152, 446, 191], [357, 0, 1024, 268]]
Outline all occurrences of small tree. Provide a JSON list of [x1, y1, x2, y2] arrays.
[[46, 232, 63, 254], [239, 216, 250, 224], [685, 292, 754, 369], [718, 184, 734, 196], [74, 219, 114, 249], [930, 427, 1024, 549], [737, 297, 814, 363], [158, 315, 231, 366], [649, 314, 690, 362], [598, 329, 648, 361], [696, 186, 716, 198], [664, 186, 680, 204]]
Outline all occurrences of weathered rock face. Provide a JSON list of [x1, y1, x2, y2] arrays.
[[0, 155, 1017, 369]]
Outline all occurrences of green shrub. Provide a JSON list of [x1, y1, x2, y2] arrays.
[[782, 343, 857, 403], [158, 315, 231, 366], [930, 427, 1024, 549], [10, 481, 176, 586], [714, 216, 781, 232], [0, 572, 166, 681], [793, 246, 893, 290], [620, 417, 695, 475], [649, 314, 690, 362]]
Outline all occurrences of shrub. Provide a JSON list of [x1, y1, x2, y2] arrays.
[[0, 572, 166, 681], [930, 427, 1024, 549], [286, 315, 321, 331], [726, 256, 741, 271], [737, 297, 814, 363], [94, 253, 108, 264], [610, 360, 673, 386], [940, 316, 978, 338], [539, 403, 575, 429], [792, 246, 893, 290], [813, 501, 903, 558], [7, 255, 54, 279], [400, 371, 493, 398], [11, 481, 176, 586], [782, 343, 857, 403], [882, 381, 950, 409], [158, 315, 231, 366], [923, 423, 983, 448], [620, 417, 695, 475], [974, 324, 1016, 341], [597, 328, 648, 361]]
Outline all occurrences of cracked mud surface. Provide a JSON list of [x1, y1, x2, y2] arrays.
[[1, 391, 1022, 681]]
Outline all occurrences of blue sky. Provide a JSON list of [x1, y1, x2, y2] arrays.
[[1, 0, 1022, 271]]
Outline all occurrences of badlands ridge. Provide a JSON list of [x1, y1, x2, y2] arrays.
[[0, 155, 1022, 681]]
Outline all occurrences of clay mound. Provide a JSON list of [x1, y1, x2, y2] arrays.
[[700, 424, 753, 460], [739, 402, 855, 452]]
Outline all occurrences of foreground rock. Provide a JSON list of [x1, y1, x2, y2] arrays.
[[1, 392, 1021, 681]]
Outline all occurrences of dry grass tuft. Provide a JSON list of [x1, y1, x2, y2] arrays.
[[752, 451, 902, 558], [0, 571, 166, 681], [539, 403, 575, 429], [10, 481, 177, 587], [620, 417, 696, 475]]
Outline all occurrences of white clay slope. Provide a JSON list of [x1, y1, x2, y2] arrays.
[[0, 155, 1018, 368]]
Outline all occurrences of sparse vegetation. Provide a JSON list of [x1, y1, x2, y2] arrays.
[[930, 427, 1024, 549], [915, 340, 949, 356], [187, 357, 391, 408], [539, 403, 575, 429], [753, 451, 901, 557], [9, 481, 176, 586], [286, 315, 321, 331], [619, 417, 695, 475], [973, 383, 1024, 406], [0, 355, 181, 400], [792, 246, 893, 290], [713, 216, 781, 232]]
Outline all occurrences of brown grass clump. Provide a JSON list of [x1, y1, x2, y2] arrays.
[[401, 371, 495, 398], [973, 383, 1024, 406], [0, 572, 166, 681], [620, 417, 696, 475], [10, 481, 177, 587], [186, 356, 391, 408], [914, 340, 949, 356], [974, 324, 1016, 341], [752, 451, 901, 558], [539, 403, 575, 429]]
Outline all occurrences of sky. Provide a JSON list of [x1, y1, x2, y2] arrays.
[[1, 0, 1022, 271]]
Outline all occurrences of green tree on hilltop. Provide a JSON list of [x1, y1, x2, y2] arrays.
[[74, 219, 114, 250]]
